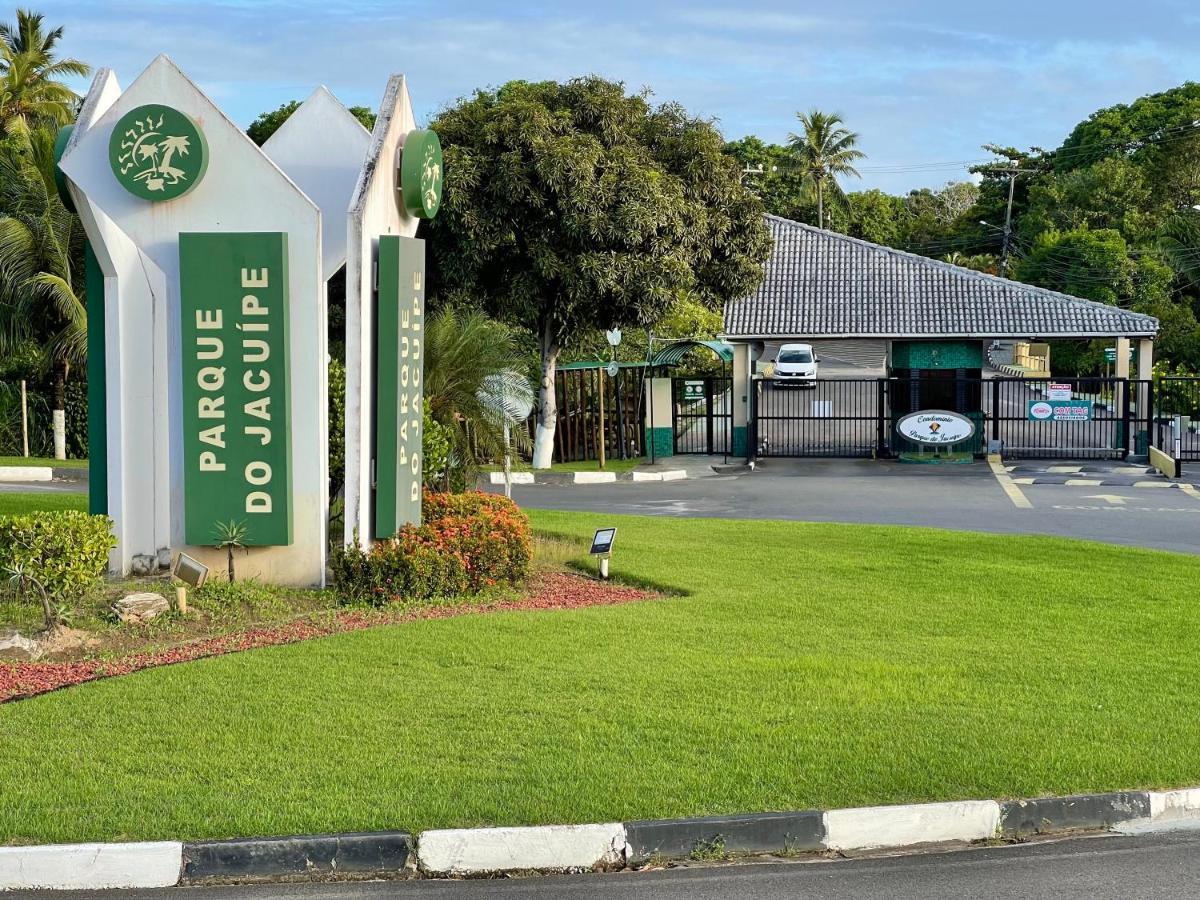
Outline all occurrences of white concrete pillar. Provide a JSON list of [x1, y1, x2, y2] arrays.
[[732, 343, 751, 458], [644, 376, 673, 460], [1114, 336, 1130, 420]]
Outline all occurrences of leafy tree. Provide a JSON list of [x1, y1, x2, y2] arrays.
[[787, 110, 864, 228], [247, 100, 375, 145], [0, 122, 86, 459], [1053, 82, 1200, 174], [0, 8, 88, 134], [844, 189, 903, 245], [422, 307, 533, 485], [426, 77, 770, 468], [1020, 157, 1154, 242], [724, 135, 812, 221]]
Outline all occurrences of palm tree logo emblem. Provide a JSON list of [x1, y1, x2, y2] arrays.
[[420, 143, 442, 216], [109, 104, 208, 201]]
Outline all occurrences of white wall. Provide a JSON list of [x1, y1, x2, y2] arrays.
[[262, 86, 371, 277], [60, 56, 327, 586], [344, 75, 420, 546]]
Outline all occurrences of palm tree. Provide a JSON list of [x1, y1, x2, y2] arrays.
[[0, 121, 86, 459], [423, 307, 533, 486], [1159, 212, 1200, 284], [788, 110, 865, 229], [0, 9, 90, 133]]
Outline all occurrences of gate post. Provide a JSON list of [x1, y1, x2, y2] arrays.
[[876, 378, 888, 457], [1120, 379, 1132, 458], [991, 378, 1001, 445]]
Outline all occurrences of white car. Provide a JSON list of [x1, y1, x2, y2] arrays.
[[773, 343, 819, 387]]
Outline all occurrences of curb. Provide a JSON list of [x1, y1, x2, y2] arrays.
[[0, 465, 52, 483], [181, 831, 413, 882], [6, 788, 1198, 889], [485, 469, 688, 487]]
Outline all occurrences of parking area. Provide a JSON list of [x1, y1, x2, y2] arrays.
[[501, 457, 1200, 554]]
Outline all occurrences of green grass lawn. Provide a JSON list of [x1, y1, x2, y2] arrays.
[[0, 491, 87, 516], [0, 456, 87, 469], [3, 512, 1200, 844]]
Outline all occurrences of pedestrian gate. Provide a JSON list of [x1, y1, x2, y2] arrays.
[[672, 377, 731, 454]]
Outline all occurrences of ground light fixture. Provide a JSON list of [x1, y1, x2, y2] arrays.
[[590, 527, 617, 579], [171, 552, 210, 589]]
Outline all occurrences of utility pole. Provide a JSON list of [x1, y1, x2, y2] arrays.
[[1000, 166, 1018, 278], [979, 165, 1024, 278]]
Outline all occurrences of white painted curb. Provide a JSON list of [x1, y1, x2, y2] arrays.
[[0, 841, 182, 891], [572, 471, 617, 484], [418, 823, 626, 875], [659, 470, 687, 481], [487, 471, 535, 485], [0, 466, 52, 482], [825, 800, 1001, 851], [1149, 788, 1200, 822]]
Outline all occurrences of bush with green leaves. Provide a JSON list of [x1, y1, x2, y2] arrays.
[[0, 511, 114, 626], [331, 490, 531, 605]]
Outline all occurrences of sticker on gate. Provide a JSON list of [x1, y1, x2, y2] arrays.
[[1028, 399, 1091, 421]]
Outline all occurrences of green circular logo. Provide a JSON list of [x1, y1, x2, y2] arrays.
[[108, 104, 208, 201], [399, 129, 443, 219]]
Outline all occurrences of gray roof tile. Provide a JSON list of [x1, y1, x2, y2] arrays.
[[723, 216, 1160, 339]]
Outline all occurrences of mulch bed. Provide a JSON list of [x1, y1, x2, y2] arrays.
[[0, 573, 653, 705]]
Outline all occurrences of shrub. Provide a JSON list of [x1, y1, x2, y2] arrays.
[[331, 491, 531, 605], [0, 511, 114, 625]]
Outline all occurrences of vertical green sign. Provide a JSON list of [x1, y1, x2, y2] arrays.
[[180, 233, 292, 546], [374, 235, 424, 539]]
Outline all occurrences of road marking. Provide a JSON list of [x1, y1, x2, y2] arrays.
[[1065, 479, 1103, 486], [1113, 467, 1154, 475], [1133, 481, 1172, 488], [1179, 483, 1200, 503], [1083, 494, 1135, 505], [1047, 466, 1082, 473], [1012, 477, 1036, 485], [989, 459, 1032, 509]]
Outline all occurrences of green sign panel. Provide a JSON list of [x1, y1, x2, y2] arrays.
[[109, 104, 208, 201], [180, 233, 292, 546], [1028, 399, 1092, 422], [399, 129, 443, 219], [374, 235, 425, 539], [683, 380, 705, 401]]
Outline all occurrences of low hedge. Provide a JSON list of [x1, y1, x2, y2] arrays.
[[0, 511, 115, 605], [332, 490, 531, 605]]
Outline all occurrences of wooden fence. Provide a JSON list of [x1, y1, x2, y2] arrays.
[[524, 366, 646, 463]]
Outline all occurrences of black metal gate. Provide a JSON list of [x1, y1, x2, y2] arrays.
[[1156, 377, 1200, 461], [988, 377, 1151, 460], [672, 377, 731, 454], [753, 378, 881, 457], [750, 375, 1153, 460]]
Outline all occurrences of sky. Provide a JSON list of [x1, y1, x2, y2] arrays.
[[40, 0, 1200, 194]]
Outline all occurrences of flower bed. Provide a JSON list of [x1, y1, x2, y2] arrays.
[[0, 573, 653, 704], [332, 490, 533, 604]]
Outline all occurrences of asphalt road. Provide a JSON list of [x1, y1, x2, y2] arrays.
[[503, 458, 1200, 554], [26, 830, 1200, 899]]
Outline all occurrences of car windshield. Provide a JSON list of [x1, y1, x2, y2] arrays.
[[778, 350, 813, 363]]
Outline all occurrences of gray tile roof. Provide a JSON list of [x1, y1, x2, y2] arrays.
[[723, 215, 1159, 339]]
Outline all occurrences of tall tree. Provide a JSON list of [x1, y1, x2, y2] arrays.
[[787, 110, 864, 228], [426, 77, 770, 468], [0, 122, 86, 458], [0, 8, 88, 133]]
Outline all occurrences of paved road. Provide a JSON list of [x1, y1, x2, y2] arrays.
[[26, 830, 1200, 899], [503, 458, 1200, 554]]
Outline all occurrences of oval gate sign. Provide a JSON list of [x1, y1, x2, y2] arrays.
[[896, 409, 976, 445]]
